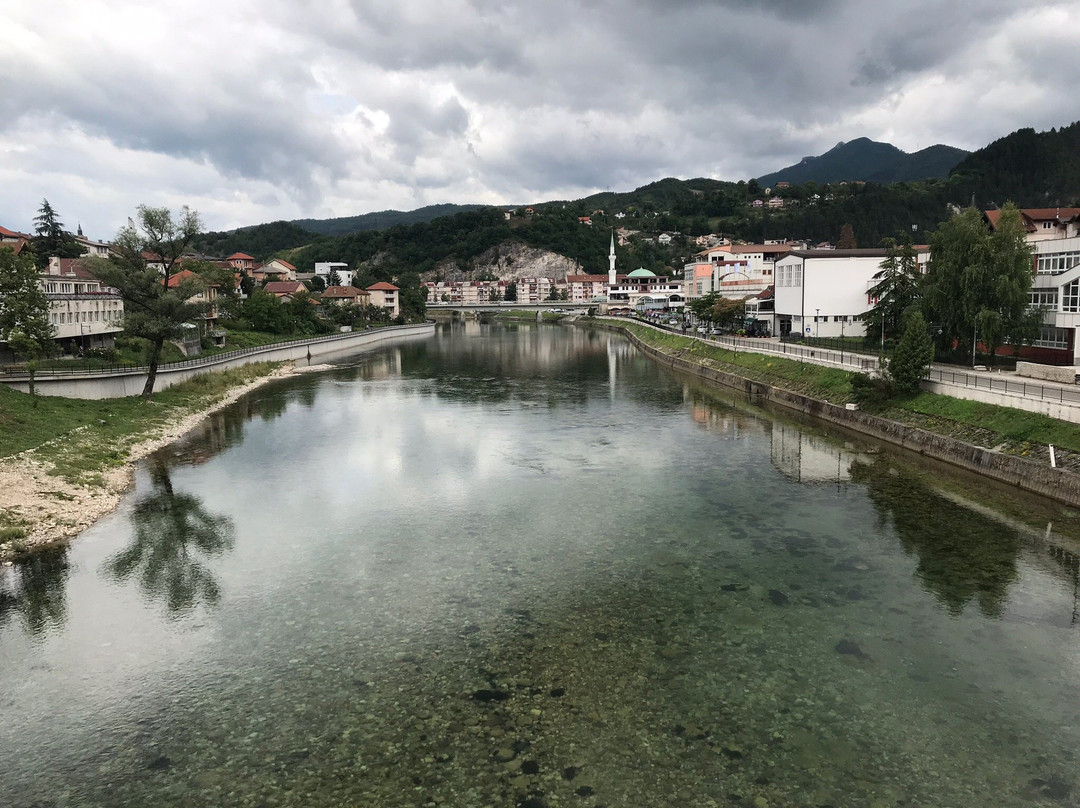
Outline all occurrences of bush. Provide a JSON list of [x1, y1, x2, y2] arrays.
[[851, 372, 894, 409]]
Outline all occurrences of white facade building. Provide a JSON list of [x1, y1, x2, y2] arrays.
[[773, 249, 920, 339], [986, 208, 1080, 363], [314, 262, 354, 287]]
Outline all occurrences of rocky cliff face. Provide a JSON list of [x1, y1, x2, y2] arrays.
[[421, 241, 583, 282]]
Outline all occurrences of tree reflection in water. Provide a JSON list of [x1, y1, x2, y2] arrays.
[[851, 457, 1021, 617], [0, 546, 70, 638], [104, 455, 235, 616]]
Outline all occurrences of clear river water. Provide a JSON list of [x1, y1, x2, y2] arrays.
[[3, 321, 1080, 808]]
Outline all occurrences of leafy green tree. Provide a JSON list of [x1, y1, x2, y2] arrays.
[[309, 274, 326, 292], [0, 247, 58, 400], [31, 199, 81, 269], [243, 288, 292, 333], [923, 204, 1037, 364], [866, 236, 921, 345], [286, 289, 324, 335], [505, 281, 518, 301], [87, 205, 208, 399], [887, 309, 935, 395], [688, 292, 720, 323]]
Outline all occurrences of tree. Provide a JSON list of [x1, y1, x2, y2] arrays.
[[87, 205, 207, 399], [923, 204, 1037, 364], [0, 247, 57, 401], [505, 281, 518, 301], [866, 236, 921, 345], [887, 309, 935, 395], [837, 223, 857, 249], [31, 199, 80, 270], [243, 289, 292, 334], [309, 274, 326, 292], [326, 268, 342, 287]]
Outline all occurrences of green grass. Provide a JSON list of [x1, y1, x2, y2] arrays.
[[495, 310, 563, 323], [617, 322, 856, 403], [0, 362, 281, 486], [602, 319, 1080, 464], [890, 393, 1080, 453]]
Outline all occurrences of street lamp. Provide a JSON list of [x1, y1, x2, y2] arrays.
[[815, 308, 820, 338]]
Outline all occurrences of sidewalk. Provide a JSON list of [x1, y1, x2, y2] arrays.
[[617, 318, 1080, 424]]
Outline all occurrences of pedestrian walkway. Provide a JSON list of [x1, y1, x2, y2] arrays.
[[610, 317, 1080, 424]]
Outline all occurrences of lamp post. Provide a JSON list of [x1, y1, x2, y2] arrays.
[[840, 317, 845, 365], [815, 308, 820, 338]]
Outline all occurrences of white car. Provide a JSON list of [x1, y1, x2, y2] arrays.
[[696, 326, 707, 333]]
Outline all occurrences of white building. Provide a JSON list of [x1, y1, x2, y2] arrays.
[[773, 248, 931, 339], [41, 258, 125, 353], [986, 207, 1080, 363], [314, 262, 354, 287]]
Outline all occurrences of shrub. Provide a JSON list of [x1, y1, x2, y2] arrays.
[[851, 372, 894, 409]]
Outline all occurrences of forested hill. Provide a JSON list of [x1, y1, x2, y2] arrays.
[[194, 121, 1080, 274], [290, 203, 491, 236], [947, 122, 1080, 207], [756, 138, 968, 186]]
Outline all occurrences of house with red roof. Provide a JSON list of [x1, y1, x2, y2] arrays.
[[254, 258, 297, 282], [264, 281, 307, 301], [366, 282, 400, 317], [226, 252, 256, 271], [320, 285, 370, 306]]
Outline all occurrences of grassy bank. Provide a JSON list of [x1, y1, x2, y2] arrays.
[[0, 362, 281, 487], [495, 310, 564, 323], [609, 320, 1080, 470]]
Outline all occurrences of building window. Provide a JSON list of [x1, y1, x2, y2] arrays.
[[1034, 325, 1070, 350], [1029, 289, 1058, 308], [1037, 251, 1080, 274], [1062, 280, 1080, 313]]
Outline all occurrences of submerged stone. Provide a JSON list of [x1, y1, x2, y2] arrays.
[[834, 639, 870, 660]]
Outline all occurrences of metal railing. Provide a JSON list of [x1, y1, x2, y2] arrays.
[[609, 316, 1080, 408], [925, 367, 1080, 406], [1, 325, 416, 379]]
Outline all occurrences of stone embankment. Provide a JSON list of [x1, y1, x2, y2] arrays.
[[590, 320, 1080, 508]]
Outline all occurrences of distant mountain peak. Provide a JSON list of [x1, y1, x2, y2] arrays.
[[757, 138, 968, 186]]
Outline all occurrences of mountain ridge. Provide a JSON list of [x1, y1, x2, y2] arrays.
[[756, 138, 969, 186]]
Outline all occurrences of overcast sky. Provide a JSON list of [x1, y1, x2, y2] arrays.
[[2, 0, 1078, 239]]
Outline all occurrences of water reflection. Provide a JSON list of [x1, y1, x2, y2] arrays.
[[103, 456, 235, 616], [851, 456, 1021, 617], [0, 546, 70, 638]]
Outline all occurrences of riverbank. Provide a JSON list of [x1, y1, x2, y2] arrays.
[[0, 362, 332, 562], [584, 318, 1080, 506]]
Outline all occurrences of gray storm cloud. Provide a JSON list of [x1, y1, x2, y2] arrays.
[[0, 0, 1075, 235]]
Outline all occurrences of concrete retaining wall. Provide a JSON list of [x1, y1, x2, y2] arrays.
[[2, 323, 435, 399], [1017, 361, 1079, 384], [593, 321, 1080, 507]]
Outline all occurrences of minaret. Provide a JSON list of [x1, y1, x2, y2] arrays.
[[608, 230, 617, 286]]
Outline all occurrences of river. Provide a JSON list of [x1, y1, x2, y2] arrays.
[[2, 321, 1080, 807]]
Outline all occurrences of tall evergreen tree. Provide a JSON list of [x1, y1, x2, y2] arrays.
[[837, 223, 857, 249], [866, 236, 921, 346], [887, 309, 935, 395], [30, 199, 80, 270]]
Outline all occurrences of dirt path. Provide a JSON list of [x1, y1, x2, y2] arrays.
[[0, 363, 334, 563]]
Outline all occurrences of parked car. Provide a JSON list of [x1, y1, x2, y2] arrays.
[[696, 326, 707, 333]]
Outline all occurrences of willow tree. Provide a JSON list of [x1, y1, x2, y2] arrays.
[[923, 203, 1038, 364], [88, 206, 208, 399]]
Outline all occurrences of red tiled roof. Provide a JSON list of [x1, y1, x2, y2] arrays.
[[264, 281, 305, 294], [228, 252, 255, 260], [322, 285, 367, 298], [367, 282, 399, 291], [728, 244, 794, 254], [272, 259, 296, 270], [0, 225, 31, 239], [57, 258, 99, 279]]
